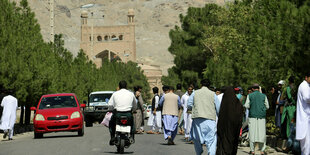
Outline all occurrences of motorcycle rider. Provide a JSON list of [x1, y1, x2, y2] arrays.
[[108, 80, 137, 145]]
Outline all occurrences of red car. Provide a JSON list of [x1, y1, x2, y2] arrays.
[[31, 93, 86, 138]]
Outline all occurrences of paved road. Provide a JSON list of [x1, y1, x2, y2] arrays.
[[0, 123, 282, 155]]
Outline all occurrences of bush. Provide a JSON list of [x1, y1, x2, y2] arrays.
[[266, 116, 280, 136]]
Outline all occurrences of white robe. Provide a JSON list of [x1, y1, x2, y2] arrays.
[[147, 95, 162, 129], [0, 95, 18, 130], [217, 93, 224, 103], [296, 80, 310, 155], [216, 93, 224, 123], [181, 93, 189, 130], [181, 92, 191, 138]]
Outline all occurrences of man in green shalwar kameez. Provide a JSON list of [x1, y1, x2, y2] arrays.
[[245, 85, 269, 155]]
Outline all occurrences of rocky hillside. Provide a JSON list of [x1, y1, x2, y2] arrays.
[[14, 0, 225, 75]]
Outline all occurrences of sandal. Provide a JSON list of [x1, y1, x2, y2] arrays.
[[146, 130, 154, 134]]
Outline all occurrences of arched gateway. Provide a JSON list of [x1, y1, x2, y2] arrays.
[[93, 50, 122, 66]]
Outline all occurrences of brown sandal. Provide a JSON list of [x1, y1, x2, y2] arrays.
[[146, 130, 154, 134]]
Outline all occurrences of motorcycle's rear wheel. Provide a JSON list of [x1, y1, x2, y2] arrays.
[[117, 139, 125, 154]]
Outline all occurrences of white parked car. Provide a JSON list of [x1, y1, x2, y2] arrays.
[[143, 104, 147, 119], [145, 105, 152, 119]]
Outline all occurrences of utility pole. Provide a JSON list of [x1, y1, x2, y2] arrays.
[[49, 0, 54, 43], [91, 12, 94, 59]]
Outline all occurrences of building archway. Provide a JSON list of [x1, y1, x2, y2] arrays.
[[97, 36, 102, 41], [96, 50, 122, 64]]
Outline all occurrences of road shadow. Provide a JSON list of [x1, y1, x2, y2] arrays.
[[103, 151, 134, 154], [159, 143, 178, 146], [85, 124, 105, 128], [34, 134, 80, 139], [184, 142, 194, 145], [1, 139, 11, 142]]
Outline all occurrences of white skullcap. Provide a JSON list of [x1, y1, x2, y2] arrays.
[[278, 80, 285, 85]]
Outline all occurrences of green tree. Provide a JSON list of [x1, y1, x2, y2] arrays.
[[166, 0, 310, 93], [0, 0, 159, 125]]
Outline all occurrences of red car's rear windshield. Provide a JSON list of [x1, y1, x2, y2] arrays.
[[39, 96, 77, 109]]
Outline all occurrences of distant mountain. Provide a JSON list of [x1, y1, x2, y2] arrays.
[[14, 0, 225, 75]]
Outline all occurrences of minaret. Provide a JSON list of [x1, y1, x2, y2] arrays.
[[81, 10, 88, 25], [80, 10, 88, 48], [127, 9, 135, 25], [127, 9, 136, 61]]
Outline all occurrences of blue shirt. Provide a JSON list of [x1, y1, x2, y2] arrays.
[[237, 93, 242, 100], [187, 91, 221, 116]]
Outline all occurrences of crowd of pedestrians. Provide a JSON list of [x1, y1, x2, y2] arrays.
[[1, 72, 309, 155], [144, 71, 310, 155]]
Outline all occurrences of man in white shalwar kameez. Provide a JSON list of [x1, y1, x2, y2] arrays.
[[147, 87, 162, 134], [181, 85, 193, 140], [216, 87, 224, 124], [0, 91, 18, 140], [296, 72, 310, 155]]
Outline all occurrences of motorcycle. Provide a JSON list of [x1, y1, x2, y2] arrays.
[[239, 120, 249, 147], [114, 114, 134, 154]]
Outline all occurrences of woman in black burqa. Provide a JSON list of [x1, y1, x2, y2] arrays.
[[216, 86, 244, 155]]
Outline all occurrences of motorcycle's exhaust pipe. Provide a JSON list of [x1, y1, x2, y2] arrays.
[[129, 137, 135, 144], [115, 137, 120, 145]]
